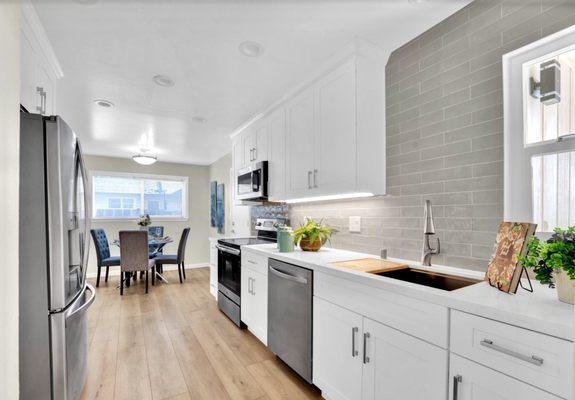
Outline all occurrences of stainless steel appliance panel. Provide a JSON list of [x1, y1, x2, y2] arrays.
[[45, 118, 89, 311], [50, 284, 95, 400], [267, 259, 313, 383], [236, 161, 268, 201]]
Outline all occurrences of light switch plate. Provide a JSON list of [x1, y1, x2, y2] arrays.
[[349, 216, 361, 233]]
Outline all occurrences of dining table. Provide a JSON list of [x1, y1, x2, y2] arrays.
[[113, 235, 174, 284]]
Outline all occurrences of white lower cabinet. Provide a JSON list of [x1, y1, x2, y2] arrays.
[[241, 259, 268, 345], [362, 317, 447, 400], [449, 354, 561, 400], [314, 297, 363, 400], [313, 297, 447, 400], [208, 239, 218, 298]]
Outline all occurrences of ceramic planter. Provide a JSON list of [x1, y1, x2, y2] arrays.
[[299, 237, 322, 252], [555, 269, 575, 305]]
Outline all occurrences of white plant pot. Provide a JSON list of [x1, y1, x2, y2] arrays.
[[555, 269, 575, 305]]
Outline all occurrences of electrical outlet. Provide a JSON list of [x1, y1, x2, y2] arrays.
[[349, 216, 361, 233]]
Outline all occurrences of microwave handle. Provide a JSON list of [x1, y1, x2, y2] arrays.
[[252, 171, 259, 192]]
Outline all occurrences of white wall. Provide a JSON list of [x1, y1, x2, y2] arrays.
[[0, 2, 20, 398], [84, 155, 211, 276]]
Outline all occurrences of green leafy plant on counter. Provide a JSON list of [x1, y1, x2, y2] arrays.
[[518, 226, 575, 287], [293, 218, 338, 246]]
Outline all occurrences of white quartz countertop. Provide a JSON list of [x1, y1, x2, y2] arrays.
[[243, 243, 574, 341]]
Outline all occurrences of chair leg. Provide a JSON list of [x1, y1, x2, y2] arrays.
[[120, 272, 124, 296], [145, 270, 149, 294], [152, 266, 155, 286], [182, 262, 186, 279], [126, 272, 131, 288], [96, 266, 101, 287], [178, 263, 183, 284], [105, 266, 110, 282], [133, 271, 137, 282]]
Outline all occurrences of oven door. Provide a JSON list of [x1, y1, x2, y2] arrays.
[[216, 244, 242, 304], [236, 161, 267, 201]]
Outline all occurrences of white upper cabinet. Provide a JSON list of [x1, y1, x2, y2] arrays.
[[267, 108, 286, 200], [229, 39, 387, 202], [314, 59, 357, 195], [286, 87, 316, 197], [21, 2, 63, 116], [233, 136, 244, 171]]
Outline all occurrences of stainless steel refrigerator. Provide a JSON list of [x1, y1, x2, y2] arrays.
[[19, 112, 95, 400]]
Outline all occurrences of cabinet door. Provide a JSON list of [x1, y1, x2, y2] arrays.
[[285, 88, 316, 197], [362, 318, 447, 400], [21, 34, 39, 113], [449, 354, 560, 400], [233, 137, 244, 172], [267, 108, 286, 200], [240, 268, 254, 326], [313, 297, 363, 400], [254, 122, 268, 163], [249, 270, 268, 345], [314, 60, 357, 194], [243, 130, 256, 165]]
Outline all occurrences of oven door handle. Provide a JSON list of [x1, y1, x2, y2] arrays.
[[216, 244, 241, 256]]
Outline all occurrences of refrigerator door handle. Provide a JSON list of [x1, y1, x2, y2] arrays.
[[67, 284, 96, 318]]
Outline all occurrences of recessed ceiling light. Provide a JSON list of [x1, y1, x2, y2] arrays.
[[72, 0, 99, 4], [94, 99, 114, 108], [192, 116, 207, 124], [408, 0, 429, 6], [153, 75, 175, 87], [239, 41, 264, 57]]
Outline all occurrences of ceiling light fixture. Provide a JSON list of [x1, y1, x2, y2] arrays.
[[132, 153, 157, 165], [407, 0, 429, 6], [153, 74, 175, 87], [72, 0, 99, 5], [239, 41, 265, 57], [284, 192, 374, 204], [94, 99, 114, 108], [192, 116, 207, 124]]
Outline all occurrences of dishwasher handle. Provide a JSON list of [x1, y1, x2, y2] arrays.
[[269, 265, 308, 284]]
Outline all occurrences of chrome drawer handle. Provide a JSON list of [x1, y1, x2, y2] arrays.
[[363, 332, 370, 364], [480, 339, 544, 366], [351, 327, 358, 357]]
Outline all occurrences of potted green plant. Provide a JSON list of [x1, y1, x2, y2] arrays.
[[518, 227, 575, 304], [293, 218, 337, 252]]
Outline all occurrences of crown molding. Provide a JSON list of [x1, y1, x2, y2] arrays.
[[21, 0, 64, 80]]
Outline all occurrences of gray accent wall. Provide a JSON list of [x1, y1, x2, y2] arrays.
[[290, 0, 575, 271]]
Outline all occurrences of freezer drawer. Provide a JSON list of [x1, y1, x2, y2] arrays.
[[267, 258, 313, 383]]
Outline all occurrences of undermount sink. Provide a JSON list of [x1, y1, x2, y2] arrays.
[[373, 267, 481, 291]]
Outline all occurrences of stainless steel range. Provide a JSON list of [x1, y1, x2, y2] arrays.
[[216, 218, 282, 326]]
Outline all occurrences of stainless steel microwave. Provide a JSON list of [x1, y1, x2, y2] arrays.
[[236, 161, 268, 201]]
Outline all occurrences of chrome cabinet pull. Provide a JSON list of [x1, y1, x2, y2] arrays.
[[36, 86, 45, 113], [253, 147, 257, 161], [352, 327, 359, 357], [363, 332, 370, 364], [251, 277, 256, 295], [247, 277, 253, 294], [453, 375, 462, 400], [480, 339, 544, 366], [313, 169, 318, 188], [307, 171, 312, 189]]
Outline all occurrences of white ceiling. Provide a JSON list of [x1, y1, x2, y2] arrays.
[[34, 0, 471, 165]]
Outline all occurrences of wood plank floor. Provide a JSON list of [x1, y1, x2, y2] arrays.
[[82, 267, 323, 400]]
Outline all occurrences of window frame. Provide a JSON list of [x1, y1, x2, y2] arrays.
[[90, 170, 189, 221], [503, 25, 575, 236]]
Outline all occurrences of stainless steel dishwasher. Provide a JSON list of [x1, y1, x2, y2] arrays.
[[268, 258, 313, 384]]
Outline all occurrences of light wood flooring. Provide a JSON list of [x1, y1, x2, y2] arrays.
[[82, 267, 323, 400]]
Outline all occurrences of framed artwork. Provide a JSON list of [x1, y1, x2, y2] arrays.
[[216, 183, 225, 234], [210, 181, 217, 227], [484, 222, 537, 293]]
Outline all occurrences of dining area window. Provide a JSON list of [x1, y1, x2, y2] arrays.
[[92, 172, 188, 219]]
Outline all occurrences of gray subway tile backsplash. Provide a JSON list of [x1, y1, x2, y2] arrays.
[[288, 0, 575, 271]]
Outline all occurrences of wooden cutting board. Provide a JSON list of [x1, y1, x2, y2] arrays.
[[331, 258, 408, 274]]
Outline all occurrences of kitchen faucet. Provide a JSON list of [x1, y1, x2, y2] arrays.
[[422, 199, 440, 266]]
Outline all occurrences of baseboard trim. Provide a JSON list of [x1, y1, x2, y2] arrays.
[[86, 262, 209, 279]]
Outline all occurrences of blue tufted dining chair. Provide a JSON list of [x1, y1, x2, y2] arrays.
[[90, 229, 121, 287]]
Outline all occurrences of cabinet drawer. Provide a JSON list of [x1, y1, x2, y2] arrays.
[[242, 251, 269, 275], [315, 271, 449, 347], [451, 310, 573, 399]]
